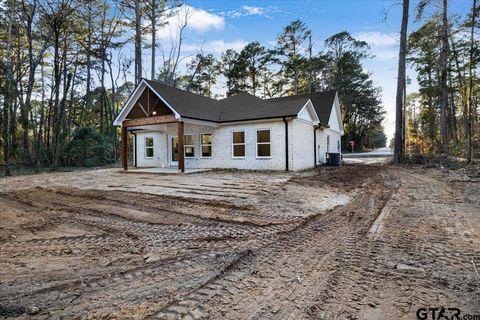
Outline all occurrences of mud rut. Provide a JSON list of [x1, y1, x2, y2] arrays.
[[1, 167, 479, 320]]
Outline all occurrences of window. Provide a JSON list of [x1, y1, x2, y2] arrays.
[[327, 135, 330, 152], [232, 131, 245, 158], [145, 137, 154, 158], [337, 140, 340, 152], [201, 133, 212, 157], [184, 134, 194, 158], [256, 129, 271, 158]]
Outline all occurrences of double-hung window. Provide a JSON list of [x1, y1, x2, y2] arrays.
[[184, 135, 194, 158], [145, 137, 154, 158], [201, 133, 212, 157], [256, 129, 271, 158], [232, 131, 245, 158]]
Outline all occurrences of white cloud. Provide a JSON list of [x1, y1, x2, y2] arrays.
[[354, 32, 398, 47], [156, 5, 225, 40], [188, 6, 225, 32], [183, 40, 248, 55], [242, 6, 264, 15], [220, 5, 279, 19]]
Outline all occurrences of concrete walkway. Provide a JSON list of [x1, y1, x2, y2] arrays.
[[121, 167, 212, 174]]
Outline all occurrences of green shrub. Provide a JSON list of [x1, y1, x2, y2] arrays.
[[63, 126, 113, 167]]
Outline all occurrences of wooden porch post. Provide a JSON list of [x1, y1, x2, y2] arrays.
[[121, 123, 128, 171], [177, 121, 185, 173]]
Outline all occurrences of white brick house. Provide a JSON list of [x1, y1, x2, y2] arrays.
[[113, 79, 344, 172]]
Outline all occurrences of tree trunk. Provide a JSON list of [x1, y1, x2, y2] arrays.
[[50, 28, 62, 161], [86, 4, 92, 112], [66, 65, 77, 141], [293, 43, 298, 95], [134, 0, 142, 84], [394, 0, 409, 163], [20, 6, 34, 163], [35, 58, 46, 169], [448, 63, 457, 142], [151, 0, 156, 80], [108, 56, 118, 160], [100, 5, 106, 133], [467, 0, 476, 162], [439, 0, 449, 153], [52, 34, 69, 167], [308, 33, 313, 94], [2, 0, 15, 176]]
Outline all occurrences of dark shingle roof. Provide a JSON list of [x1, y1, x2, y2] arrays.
[[267, 90, 337, 126], [218, 93, 309, 122], [310, 90, 337, 125], [144, 79, 222, 122], [142, 79, 336, 124]]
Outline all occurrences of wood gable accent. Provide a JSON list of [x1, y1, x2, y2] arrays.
[[126, 87, 174, 120], [121, 84, 186, 173]]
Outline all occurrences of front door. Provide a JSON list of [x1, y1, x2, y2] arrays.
[[170, 136, 178, 166]]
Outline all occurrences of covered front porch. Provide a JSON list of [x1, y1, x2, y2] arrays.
[[122, 115, 189, 172], [123, 117, 216, 172], [116, 80, 218, 173]]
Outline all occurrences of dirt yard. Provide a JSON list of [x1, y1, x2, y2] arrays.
[[0, 164, 479, 319]]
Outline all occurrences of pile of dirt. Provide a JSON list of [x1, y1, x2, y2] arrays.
[[289, 164, 386, 192]]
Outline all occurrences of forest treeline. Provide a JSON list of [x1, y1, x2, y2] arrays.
[[0, 0, 385, 175], [0, 0, 478, 176], [394, 0, 479, 163]]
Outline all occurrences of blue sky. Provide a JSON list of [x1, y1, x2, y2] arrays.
[[145, 0, 473, 140]]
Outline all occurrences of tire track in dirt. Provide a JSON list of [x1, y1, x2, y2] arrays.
[[3, 166, 476, 319], [0, 184, 303, 319], [152, 170, 399, 320]]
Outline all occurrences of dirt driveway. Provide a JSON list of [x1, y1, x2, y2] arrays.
[[0, 165, 479, 319]]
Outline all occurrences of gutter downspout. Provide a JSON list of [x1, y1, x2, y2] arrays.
[[314, 126, 318, 166], [131, 131, 137, 168], [283, 117, 289, 171]]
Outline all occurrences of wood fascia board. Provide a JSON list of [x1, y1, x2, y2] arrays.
[[123, 115, 177, 127]]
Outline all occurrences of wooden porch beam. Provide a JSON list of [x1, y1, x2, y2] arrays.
[[121, 124, 128, 171], [123, 114, 177, 127], [177, 121, 185, 173]]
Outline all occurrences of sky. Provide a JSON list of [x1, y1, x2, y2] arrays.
[[141, 0, 473, 141]]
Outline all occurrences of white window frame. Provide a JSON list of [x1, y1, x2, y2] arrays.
[[145, 136, 154, 159], [200, 133, 212, 158], [184, 134, 195, 158], [256, 129, 271, 159], [232, 130, 246, 159]]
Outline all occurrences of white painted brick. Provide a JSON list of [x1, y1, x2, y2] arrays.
[[133, 119, 341, 171]]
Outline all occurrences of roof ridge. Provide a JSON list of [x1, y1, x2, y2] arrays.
[[221, 91, 265, 100], [144, 78, 220, 103]]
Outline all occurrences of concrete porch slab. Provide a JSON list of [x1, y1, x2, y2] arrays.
[[121, 167, 212, 175]]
